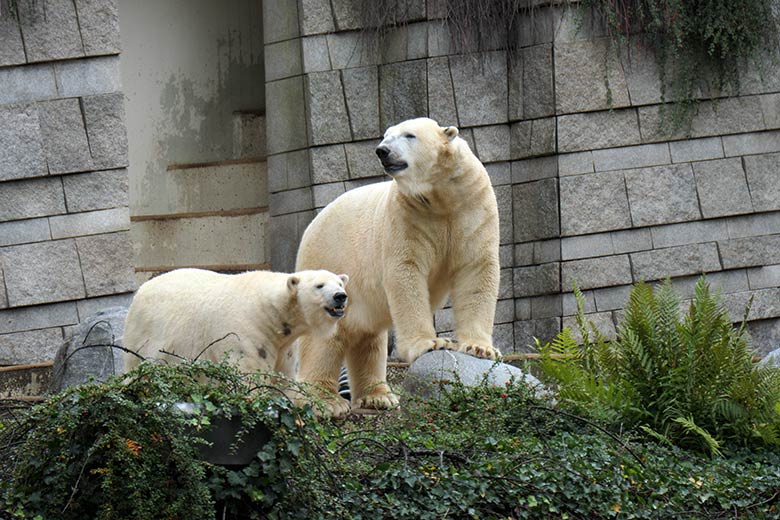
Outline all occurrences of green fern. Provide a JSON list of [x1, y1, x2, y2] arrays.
[[536, 276, 780, 454]]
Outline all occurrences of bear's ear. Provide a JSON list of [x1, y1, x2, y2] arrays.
[[443, 126, 459, 141], [338, 274, 349, 286], [287, 275, 300, 293]]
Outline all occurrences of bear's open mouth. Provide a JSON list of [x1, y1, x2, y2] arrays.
[[381, 160, 408, 174], [325, 306, 345, 318]]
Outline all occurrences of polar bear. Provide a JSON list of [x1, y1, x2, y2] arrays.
[[123, 268, 349, 377], [296, 117, 500, 416]]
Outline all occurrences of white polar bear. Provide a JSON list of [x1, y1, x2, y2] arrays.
[[296, 117, 500, 416], [123, 268, 349, 377]]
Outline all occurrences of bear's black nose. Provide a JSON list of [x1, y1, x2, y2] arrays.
[[375, 146, 390, 160], [333, 292, 347, 305]]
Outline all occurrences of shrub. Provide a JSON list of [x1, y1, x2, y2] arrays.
[[537, 276, 780, 454]]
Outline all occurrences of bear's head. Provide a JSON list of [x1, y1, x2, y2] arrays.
[[375, 117, 460, 196], [287, 270, 349, 334]]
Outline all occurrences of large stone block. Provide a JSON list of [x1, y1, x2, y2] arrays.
[[302, 36, 331, 73], [263, 0, 299, 44], [719, 235, 780, 270], [749, 319, 780, 357], [513, 317, 560, 352], [18, 0, 84, 62], [0, 13, 25, 66], [727, 211, 780, 239], [513, 179, 559, 243], [611, 228, 652, 254], [513, 263, 560, 298], [624, 164, 700, 227], [559, 171, 631, 235], [670, 137, 724, 163], [558, 151, 594, 176], [37, 97, 93, 174], [268, 149, 311, 192], [0, 301, 77, 335], [747, 265, 780, 291], [473, 124, 510, 163], [555, 38, 630, 114], [76, 232, 136, 297], [722, 130, 780, 157], [760, 92, 780, 129], [510, 117, 556, 159], [310, 145, 348, 184], [266, 77, 307, 154], [76, 293, 133, 321], [558, 109, 640, 153], [82, 93, 129, 169], [62, 169, 128, 213], [651, 219, 729, 249], [0, 63, 57, 105], [379, 60, 427, 130], [630, 243, 721, 281], [0, 218, 50, 247], [0, 328, 64, 365], [327, 32, 379, 70], [592, 143, 670, 173], [345, 140, 384, 179], [342, 66, 380, 140], [1, 240, 86, 306], [427, 57, 458, 126], [0, 103, 47, 181], [562, 311, 617, 342], [0, 176, 65, 221], [486, 162, 511, 186], [594, 285, 632, 312], [622, 47, 663, 106], [692, 158, 753, 218], [561, 255, 632, 291], [721, 288, 780, 323], [50, 207, 129, 239], [744, 152, 780, 213], [75, 0, 121, 55], [270, 211, 313, 272], [511, 156, 557, 184], [313, 182, 346, 208], [270, 187, 314, 216], [265, 38, 303, 81], [299, 0, 335, 35], [639, 97, 766, 142], [54, 55, 122, 97], [561, 233, 613, 261], [450, 52, 508, 126], [494, 185, 513, 245], [306, 71, 351, 145], [523, 44, 554, 119]]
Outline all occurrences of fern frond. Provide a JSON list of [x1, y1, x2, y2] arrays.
[[673, 416, 722, 457]]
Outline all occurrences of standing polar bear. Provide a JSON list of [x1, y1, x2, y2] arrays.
[[296, 117, 500, 416], [123, 268, 349, 377]]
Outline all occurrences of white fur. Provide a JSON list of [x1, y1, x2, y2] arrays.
[[123, 268, 348, 376], [296, 117, 500, 416]]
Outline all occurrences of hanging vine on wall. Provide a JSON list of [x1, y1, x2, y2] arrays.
[[359, 0, 779, 131]]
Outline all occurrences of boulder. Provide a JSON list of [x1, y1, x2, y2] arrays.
[[50, 306, 128, 392], [759, 348, 780, 368], [403, 349, 544, 398]]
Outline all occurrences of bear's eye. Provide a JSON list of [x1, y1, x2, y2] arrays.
[[404, 133, 415, 139], [316, 283, 324, 289]]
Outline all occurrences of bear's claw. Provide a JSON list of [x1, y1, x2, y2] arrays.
[[460, 343, 501, 360], [354, 392, 400, 410]]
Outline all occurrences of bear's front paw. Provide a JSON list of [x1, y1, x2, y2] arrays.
[[320, 396, 351, 418], [425, 337, 456, 353], [459, 343, 501, 360], [354, 391, 400, 411]]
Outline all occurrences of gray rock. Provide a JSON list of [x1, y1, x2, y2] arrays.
[[630, 243, 721, 281], [379, 60, 427, 130], [342, 66, 380, 140], [757, 345, 780, 368], [310, 145, 349, 184], [305, 71, 351, 145], [561, 255, 633, 291], [50, 306, 129, 392], [76, 232, 136, 298], [0, 63, 57, 105], [18, 0, 84, 62], [510, 118, 556, 159], [427, 57, 458, 126], [450, 52, 508, 126], [744, 152, 780, 213], [265, 76, 307, 155], [0, 103, 47, 181], [513, 179, 559, 242], [300, 0, 335, 35], [560, 171, 631, 235], [513, 263, 560, 298], [62, 169, 129, 212], [0, 14, 25, 66], [75, 0, 121, 55], [624, 164, 700, 227], [403, 350, 544, 397], [558, 109, 640, 153], [82, 93, 129, 169], [692, 158, 753, 218], [37, 98, 93, 174], [523, 44, 555, 119]]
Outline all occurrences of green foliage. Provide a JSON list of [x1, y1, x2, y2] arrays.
[[3, 358, 780, 519], [537, 276, 780, 454], [580, 0, 779, 129]]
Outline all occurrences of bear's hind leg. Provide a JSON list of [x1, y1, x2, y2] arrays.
[[297, 332, 351, 417], [346, 330, 400, 410]]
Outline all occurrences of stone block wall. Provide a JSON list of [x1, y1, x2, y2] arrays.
[[0, 0, 134, 365], [264, 0, 780, 356]]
